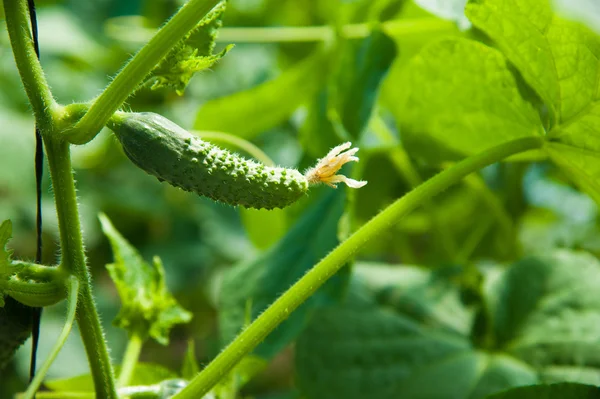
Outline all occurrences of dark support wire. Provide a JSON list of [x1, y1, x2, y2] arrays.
[[26, 0, 44, 389]]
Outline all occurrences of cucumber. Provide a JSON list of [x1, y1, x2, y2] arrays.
[[109, 112, 366, 209]]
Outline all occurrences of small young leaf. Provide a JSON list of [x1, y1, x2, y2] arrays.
[[145, 1, 231, 95], [487, 250, 600, 367], [99, 214, 192, 344], [335, 29, 398, 139], [295, 289, 537, 399]]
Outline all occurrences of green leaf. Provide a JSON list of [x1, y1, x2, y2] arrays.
[[194, 50, 328, 139], [146, 1, 232, 95], [295, 290, 537, 399], [300, 30, 397, 156], [335, 29, 398, 139], [546, 143, 600, 205], [240, 208, 288, 250], [99, 214, 192, 345], [298, 250, 600, 399], [487, 250, 600, 369], [299, 89, 345, 159], [218, 191, 350, 359], [356, 263, 473, 335], [45, 362, 178, 392], [485, 383, 600, 399], [393, 38, 544, 161], [466, 0, 600, 201]]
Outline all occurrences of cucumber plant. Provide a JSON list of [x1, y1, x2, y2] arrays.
[[1, 0, 600, 398]]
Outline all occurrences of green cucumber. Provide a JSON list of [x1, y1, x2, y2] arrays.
[[109, 112, 367, 209], [109, 112, 309, 210]]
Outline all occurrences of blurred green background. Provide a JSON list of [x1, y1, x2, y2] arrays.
[[2, 0, 600, 398]]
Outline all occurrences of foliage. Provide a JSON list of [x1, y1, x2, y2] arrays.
[[99, 213, 192, 345], [146, 1, 232, 94], [1, 0, 600, 398]]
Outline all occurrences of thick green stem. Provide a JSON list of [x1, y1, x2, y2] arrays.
[[69, 0, 222, 144], [173, 137, 544, 399], [3, 0, 56, 130], [22, 277, 79, 399], [117, 333, 144, 388], [45, 138, 117, 399], [370, 116, 457, 259]]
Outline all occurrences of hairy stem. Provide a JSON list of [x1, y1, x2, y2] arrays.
[[3, 0, 56, 130], [45, 138, 117, 398], [173, 136, 544, 399], [69, 0, 222, 144], [370, 116, 457, 259], [22, 277, 79, 399], [117, 333, 144, 388]]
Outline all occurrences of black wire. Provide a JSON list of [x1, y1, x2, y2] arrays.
[[26, 0, 43, 389]]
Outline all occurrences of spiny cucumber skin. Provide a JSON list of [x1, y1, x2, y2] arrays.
[[110, 112, 309, 210]]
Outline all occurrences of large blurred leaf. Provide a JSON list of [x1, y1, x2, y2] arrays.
[[393, 38, 544, 162], [466, 0, 600, 203], [297, 249, 600, 398], [300, 30, 397, 157], [99, 214, 192, 344], [519, 165, 600, 253], [218, 191, 349, 359], [146, 2, 232, 94], [194, 50, 328, 139], [335, 29, 398, 139], [355, 263, 473, 334], [295, 290, 537, 399], [466, 0, 598, 128], [45, 362, 178, 392], [487, 250, 600, 374], [554, 0, 600, 34], [485, 383, 600, 399]]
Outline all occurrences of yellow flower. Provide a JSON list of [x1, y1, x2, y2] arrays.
[[305, 142, 367, 189]]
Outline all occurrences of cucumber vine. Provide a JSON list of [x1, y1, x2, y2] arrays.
[[0, 0, 556, 398]]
